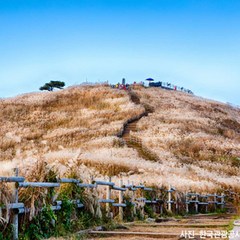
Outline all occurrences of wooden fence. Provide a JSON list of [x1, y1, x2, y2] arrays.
[[0, 168, 226, 240]]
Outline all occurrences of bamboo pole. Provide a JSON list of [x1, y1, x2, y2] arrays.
[[119, 179, 124, 221], [13, 168, 19, 240]]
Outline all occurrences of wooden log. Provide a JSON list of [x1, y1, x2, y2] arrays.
[[198, 202, 208, 205], [214, 193, 217, 211], [106, 177, 112, 218], [18, 205, 62, 214], [95, 180, 114, 186], [136, 197, 146, 201], [119, 179, 124, 221], [221, 193, 225, 210], [143, 187, 153, 191], [131, 181, 136, 217], [189, 200, 199, 203], [18, 182, 60, 188], [112, 203, 126, 207], [58, 178, 79, 183], [6, 203, 24, 209], [208, 201, 218, 204], [217, 194, 225, 198], [0, 177, 25, 183], [199, 195, 208, 198], [206, 194, 217, 197], [54, 201, 62, 206], [168, 185, 172, 212], [145, 200, 157, 204], [187, 193, 199, 196], [195, 194, 199, 213], [13, 168, 19, 240], [112, 186, 127, 191], [134, 185, 145, 189], [77, 203, 84, 208], [51, 206, 61, 211], [77, 183, 96, 188], [99, 199, 115, 203], [186, 192, 189, 214]]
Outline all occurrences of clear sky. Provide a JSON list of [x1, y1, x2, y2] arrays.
[[0, 0, 239, 105]]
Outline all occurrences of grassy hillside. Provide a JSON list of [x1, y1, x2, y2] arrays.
[[1, 84, 239, 193], [133, 87, 240, 192]]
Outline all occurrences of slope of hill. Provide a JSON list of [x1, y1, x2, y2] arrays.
[[1, 84, 239, 193], [132, 87, 240, 191]]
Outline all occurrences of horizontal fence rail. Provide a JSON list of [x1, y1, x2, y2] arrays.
[[0, 169, 231, 240]]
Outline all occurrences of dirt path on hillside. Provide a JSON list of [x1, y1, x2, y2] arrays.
[[85, 214, 234, 240], [119, 91, 160, 162]]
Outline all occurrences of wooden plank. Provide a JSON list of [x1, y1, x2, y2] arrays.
[[95, 180, 114, 186], [145, 200, 157, 204], [144, 187, 153, 191], [187, 193, 199, 196], [136, 197, 146, 201], [0, 177, 25, 183], [112, 203, 126, 207], [18, 205, 62, 214], [58, 178, 79, 183], [98, 199, 115, 203], [77, 203, 84, 208], [77, 183, 96, 188], [3, 203, 24, 210], [112, 186, 127, 191], [18, 182, 60, 188], [118, 179, 124, 221]]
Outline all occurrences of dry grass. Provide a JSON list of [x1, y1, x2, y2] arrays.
[[0, 85, 144, 175], [1, 84, 240, 194], [132, 87, 240, 192], [18, 160, 58, 220]]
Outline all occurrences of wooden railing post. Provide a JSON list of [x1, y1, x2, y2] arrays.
[[175, 192, 178, 214], [132, 181, 136, 217], [186, 193, 189, 214], [13, 168, 19, 240], [141, 185, 145, 218], [221, 193, 224, 210], [168, 185, 172, 212], [106, 176, 111, 218], [119, 179, 124, 221], [214, 193, 217, 212], [195, 194, 199, 213]]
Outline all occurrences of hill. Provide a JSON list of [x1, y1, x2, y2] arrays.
[[1, 85, 239, 193]]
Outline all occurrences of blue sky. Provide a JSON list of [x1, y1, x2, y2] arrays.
[[0, 0, 240, 105]]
